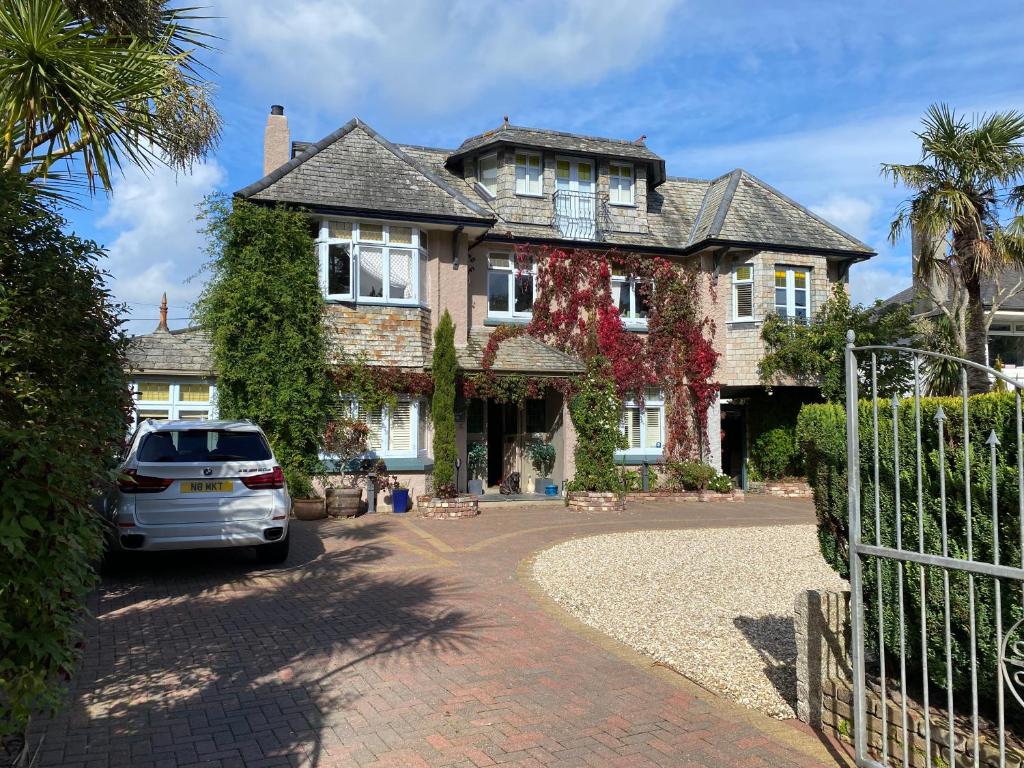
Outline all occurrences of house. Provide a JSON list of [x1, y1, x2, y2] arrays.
[[127, 106, 875, 496], [884, 232, 1024, 383]]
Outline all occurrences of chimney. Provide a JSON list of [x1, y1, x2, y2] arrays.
[[263, 104, 290, 176], [156, 292, 169, 332]]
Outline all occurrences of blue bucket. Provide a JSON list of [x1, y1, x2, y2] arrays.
[[392, 488, 410, 513], [544, 484, 558, 496]]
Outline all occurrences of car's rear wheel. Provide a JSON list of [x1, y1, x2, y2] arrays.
[[257, 530, 290, 564]]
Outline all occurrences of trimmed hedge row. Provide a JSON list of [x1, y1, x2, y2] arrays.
[[799, 393, 1024, 707]]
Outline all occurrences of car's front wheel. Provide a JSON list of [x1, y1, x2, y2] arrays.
[[257, 531, 290, 564]]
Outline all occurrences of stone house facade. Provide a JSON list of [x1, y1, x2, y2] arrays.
[[127, 107, 875, 498]]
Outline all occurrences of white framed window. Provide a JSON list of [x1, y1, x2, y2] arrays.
[[612, 267, 649, 326], [337, 396, 423, 458], [477, 153, 498, 197], [774, 266, 810, 323], [608, 163, 634, 205], [732, 264, 754, 321], [487, 252, 535, 319], [316, 220, 427, 305], [514, 151, 543, 196], [132, 379, 216, 427], [988, 323, 1024, 367], [618, 389, 664, 454]]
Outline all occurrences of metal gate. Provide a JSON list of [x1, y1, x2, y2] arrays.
[[845, 331, 1024, 767]]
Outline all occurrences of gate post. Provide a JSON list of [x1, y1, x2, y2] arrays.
[[844, 330, 867, 763]]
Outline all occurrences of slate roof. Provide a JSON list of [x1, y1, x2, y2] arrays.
[[450, 122, 663, 164], [240, 117, 874, 259], [456, 329, 585, 374], [236, 119, 494, 224], [126, 327, 214, 375]]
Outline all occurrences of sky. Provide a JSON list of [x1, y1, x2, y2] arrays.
[[63, 0, 1024, 336]]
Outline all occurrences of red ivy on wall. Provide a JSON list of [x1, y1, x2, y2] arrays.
[[481, 244, 721, 462]]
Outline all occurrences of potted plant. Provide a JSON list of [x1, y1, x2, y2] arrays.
[[323, 415, 369, 517], [467, 441, 487, 496], [288, 469, 326, 520], [528, 440, 556, 494]]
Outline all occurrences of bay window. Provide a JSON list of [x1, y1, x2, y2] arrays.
[[612, 268, 649, 326], [478, 153, 498, 196], [515, 151, 543, 196], [774, 266, 810, 323], [732, 264, 753, 321], [619, 389, 664, 455], [609, 163, 634, 205], [317, 219, 426, 305], [133, 379, 215, 426], [487, 252, 535, 319], [337, 397, 424, 458]]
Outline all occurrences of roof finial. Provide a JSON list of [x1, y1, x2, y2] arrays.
[[634, 134, 647, 145], [157, 292, 169, 332], [502, 114, 510, 127]]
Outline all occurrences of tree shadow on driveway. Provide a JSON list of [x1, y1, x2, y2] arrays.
[[32, 520, 484, 767]]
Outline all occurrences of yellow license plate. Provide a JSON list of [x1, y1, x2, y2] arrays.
[[180, 480, 233, 493]]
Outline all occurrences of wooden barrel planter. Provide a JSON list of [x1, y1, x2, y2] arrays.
[[326, 487, 362, 518], [292, 497, 327, 520]]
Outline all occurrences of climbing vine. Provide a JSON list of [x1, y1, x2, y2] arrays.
[[330, 354, 434, 413], [497, 244, 720, 462]]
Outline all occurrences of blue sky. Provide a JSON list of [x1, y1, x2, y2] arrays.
[[64, 0, 1024, 336]]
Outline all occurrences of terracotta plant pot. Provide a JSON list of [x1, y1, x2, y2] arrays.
[[292, 497, 326, 520], [325, 487, 362, 517]]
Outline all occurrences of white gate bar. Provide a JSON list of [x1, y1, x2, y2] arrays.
[[846, 331, 868, 762], [892, 395, 911, 768], [854, 545, 1024, 581]]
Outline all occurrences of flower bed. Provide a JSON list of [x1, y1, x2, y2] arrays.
[[416, 495, 480, 519], [624, 489, 744, 503]]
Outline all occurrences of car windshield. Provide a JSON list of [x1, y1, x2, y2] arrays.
[[138, 429, 272, 462]]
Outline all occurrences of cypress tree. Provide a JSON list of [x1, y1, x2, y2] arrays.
[[431, 310, 458, 494]]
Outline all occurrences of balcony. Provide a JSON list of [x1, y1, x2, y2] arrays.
[[553, 189, 608, 241]]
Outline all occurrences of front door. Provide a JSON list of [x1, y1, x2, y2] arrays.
[[554, 158, 595, 239]]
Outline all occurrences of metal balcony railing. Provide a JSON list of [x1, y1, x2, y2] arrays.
[[553, 189, 608, 241]]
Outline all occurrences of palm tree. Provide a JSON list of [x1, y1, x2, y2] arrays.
[[0, 0, 220, 196], [884, 104, 1024, 393]]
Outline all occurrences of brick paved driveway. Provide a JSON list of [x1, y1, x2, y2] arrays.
[[35, 498, 850, 768]]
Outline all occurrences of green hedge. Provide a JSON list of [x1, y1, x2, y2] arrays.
[[799, 394, 1024, 707]]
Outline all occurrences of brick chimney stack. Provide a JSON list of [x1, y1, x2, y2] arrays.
[[157, 292, 169, 332], [263, 105, 290, 176]]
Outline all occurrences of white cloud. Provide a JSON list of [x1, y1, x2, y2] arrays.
[[810, 194, 877, 242], [213, 0, 682, 116], [98, 160, 226, 336]]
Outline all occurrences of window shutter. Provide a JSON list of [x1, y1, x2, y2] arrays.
[[357, 403, 384, 450], [735, 283, 752, 319], [622, 407, 641, 449], [389, 402, 411, 451], [645, 407, 661, 449]]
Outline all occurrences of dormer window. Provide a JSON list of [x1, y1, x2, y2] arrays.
[[609, 163, 634, 205], [515, 151, 543, 196], [478, 153, 498, 197]]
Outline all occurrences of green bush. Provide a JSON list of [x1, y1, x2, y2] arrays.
[[467, 441, 487, 481], [528, 440, 556, 477], [708, 474, 733, 493], [431, 310, 457, 496], [195, 197, 333, 492], [750, 426, 799, 480], [799, 394, 1024, 707], [666, 461, 717, 491], [566, 358, 625, 492], [1, 175, 131, 737]]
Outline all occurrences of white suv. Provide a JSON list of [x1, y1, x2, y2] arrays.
[[107, 419, 291, 563]]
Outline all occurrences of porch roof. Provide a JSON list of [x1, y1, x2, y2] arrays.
[[457, 329, 585, 375], [126, 327, 214, 376]]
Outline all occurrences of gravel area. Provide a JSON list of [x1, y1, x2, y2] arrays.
[[532, 525, 847, 720]]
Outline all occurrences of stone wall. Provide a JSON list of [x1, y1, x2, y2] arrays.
[[624, 490, 744, 503], [597, 160, 649, 235], [749, 480, 813, 498], [416, 496, 480, 519], [324, 303, 431, 367], [794, 589, 1023, 767], [566, 491, 625, 513]]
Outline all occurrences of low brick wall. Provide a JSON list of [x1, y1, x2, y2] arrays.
[[750, 480, 813, 498], [795, 589, 1023, 767], [624, 490, 744, 503], [566, 491, 625, 513], [416, 495, 480, 519]]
